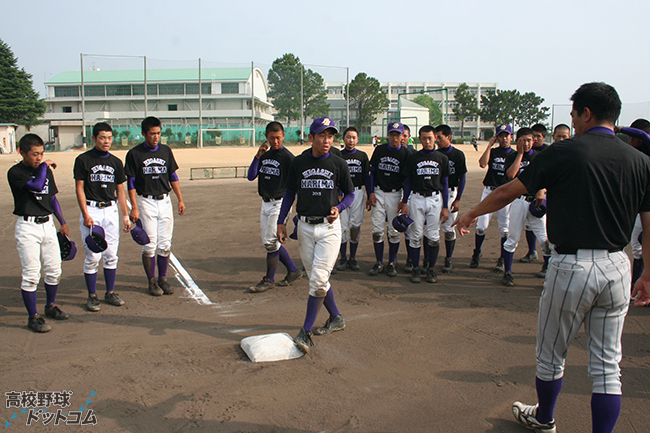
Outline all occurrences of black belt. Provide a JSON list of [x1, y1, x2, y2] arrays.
[[262, 196, 283, 202], [486, 186, 497, 191], [87, 200, 114, 208], [519, 195, 534, 202], [555, 247, 623, 255], [416, 191, 440, 197], [139, 193, 167, 200], [23, 215, 50, 224], [377, 187, 400, 193], [300, 216, 325, 225]]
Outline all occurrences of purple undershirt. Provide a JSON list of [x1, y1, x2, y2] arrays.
[[23, 162, 47, 192], [586, 126, 615, 135], [50, 196, 66, 225]]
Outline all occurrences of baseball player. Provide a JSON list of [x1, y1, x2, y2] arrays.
[[8, 134, 70, 333], [401, 125, 449, 283], [500, 127, 550, 286], [435, 124, 467, 273], [277, 117, 354, 354], [455, 82, 650, 433], [552, 124, 571, 143], [401, 125, 420, 273], [246, 122, 301, 292], [335, 127, 370, 272], [125, 116, 186, 296], [74, 122, 130, 311], [366, 122, 409, 277], [471, 124, 514, 272]]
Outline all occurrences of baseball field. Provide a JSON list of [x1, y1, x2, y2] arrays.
[[0, 144, 648, 432]]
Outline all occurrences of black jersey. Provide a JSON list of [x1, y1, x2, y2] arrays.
[[257, 147, 294, 200], [518, 130, 650, 251], [369, 143, 409, 191], [403, 149, 449, 193], [505, 149, 538, 178], [483, 146, 515, 187], [301, 146, 342, 157], [8, 162, 58, 216], [439, 146, 467, 188], [287, 152, 354, 218], [341, 148, 370, 189], [532, 144, 549, 153], [74, 149, 126, 202], [125, 143, 179, 196]]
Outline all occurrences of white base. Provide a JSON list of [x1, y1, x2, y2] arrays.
[[240, 332, 304, 362]]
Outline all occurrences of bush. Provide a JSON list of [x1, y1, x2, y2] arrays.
[[484, 129, 494, 140], [452, 138, 470, 144]]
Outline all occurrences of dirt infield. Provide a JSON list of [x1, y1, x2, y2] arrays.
[[0, 144, 648, 432]]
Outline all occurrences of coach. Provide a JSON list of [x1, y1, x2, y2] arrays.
[[455, 82, 650, 433]]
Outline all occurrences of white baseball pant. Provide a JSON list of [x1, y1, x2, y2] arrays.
[[371, 189, 402, 244], [260, 199, 283, 253], [536, 249, 630, 394], [137, 194, 174, 257], [298, 218, 341, 298], [441, 188, 459, 240], [340, 186, 364, 243], [476, 186, 510, 237], [80, 202, 120, 274], [15, 216, 62, 292], [407, 192, 443, 248], [504, 197, 550, 255], [631, 214, 642, 260]]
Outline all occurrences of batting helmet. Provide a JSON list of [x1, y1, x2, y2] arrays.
[[529, 200, 547, 218], [57, 232, 77, 261], [392, 214, 414, 233], [85, 225, 108, 253], [130, 219, 150, 245]]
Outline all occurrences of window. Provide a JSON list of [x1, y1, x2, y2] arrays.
[[84, 86, 105, 97], [221, 83, 239, 94], [168, 104, 178, 111], [159, 83, 184, 95], [202, 83, 211, 94], [62, 106, 72, 113], [185, 83, 199, 94], [54, 86, 79, 97], [106, 85, 132, 96], [132, 84, 159, 96]]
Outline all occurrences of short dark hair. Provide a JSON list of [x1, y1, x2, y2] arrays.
[[19, 133, 44, 154], [93, 122, 113, 138], [434, 124, 452, 137], [570, 82, 621, 124], [630, 118, 650, 134], [343, 127, 359, 137], [141, 116, 162, 134], [516, 127, 534, 140], [419, 125, 435, 135], [403, 124, 411, 133], [554, 124, 570, 134], [531, 124, 547, 136], [265, 121, 284, 135]]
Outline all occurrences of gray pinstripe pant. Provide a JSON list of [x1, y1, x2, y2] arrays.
[[536, 249, 630, 394]]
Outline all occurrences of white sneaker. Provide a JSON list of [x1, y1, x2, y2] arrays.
[[512, 402, 556, 433]]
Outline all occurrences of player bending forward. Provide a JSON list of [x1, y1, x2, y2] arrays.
[[277, 117, 355, 354]]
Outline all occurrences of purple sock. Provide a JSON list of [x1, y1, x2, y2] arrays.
[[535, 377, 562, 424], [278, 246, 298, 273], [266, 251, 280, 282], [388, 241, 400, 264], [104, 268, 116, 293], [323, 287, 341, 318], [503, 251, 514, 272], [423, 237, 430, 260], [21, 290, 37, 317], [427, 243, 440, 268], [157, 255, 169, 280], [340, 243, 347, 259], [143, 256, 156, 279], [591, 393, 621, 433], [632, 258, 644, 286], [526, 230, 537, 254], [44, 283, 57, 307], [349, 242, 359, 259], [445, 239, 456, 258], [500, 237, 507, 258], [475, 233, 485, 252], [85, 273, 98, 295], [302, 295, 324, 331], [408, 244, 421, 268], [373, 241, 384, 263]]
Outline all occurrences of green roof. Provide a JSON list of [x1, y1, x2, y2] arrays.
[[46, 67, 253, 84]]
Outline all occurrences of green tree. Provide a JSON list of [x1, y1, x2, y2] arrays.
[[345, 72, 390, 133], [452, 83, 479, 136], [267, 53, 329, 125], [412, 94, 443, 126], [514, 91, 550, 127], [480, 89, 520, 128], [0, 39, 46, 129]]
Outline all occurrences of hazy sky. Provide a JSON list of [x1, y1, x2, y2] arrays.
[[5, 0, 650, 122]]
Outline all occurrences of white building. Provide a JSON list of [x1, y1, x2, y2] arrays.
[[43, 67, 273, 150]]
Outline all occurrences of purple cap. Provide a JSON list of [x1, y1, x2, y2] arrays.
[[85, 225, 108, 253], [529, 199, 547, 218], [57, 232, 77, 261], [392, 214, 414, 233], [310, 117, 338, 134], [496, 124, 513, 135], [131, 219, 150, 245], [387, 122, 405, 134]]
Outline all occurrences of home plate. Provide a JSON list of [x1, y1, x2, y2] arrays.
[[240, 333, 304, 362]]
